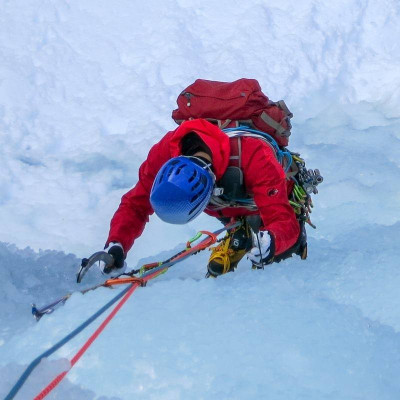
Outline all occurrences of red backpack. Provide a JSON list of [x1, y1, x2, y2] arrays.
[[172, 78, 293, 147]]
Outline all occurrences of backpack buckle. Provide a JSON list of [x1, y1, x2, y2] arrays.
[[213, 187, 224, 196]]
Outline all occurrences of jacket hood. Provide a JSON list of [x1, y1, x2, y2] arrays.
[[168, 119, 230, 180]]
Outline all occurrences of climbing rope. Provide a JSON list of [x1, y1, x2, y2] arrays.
[[4, 284, 134, 400], [5, 220, 241, 400], [223, 126, 293, 171]]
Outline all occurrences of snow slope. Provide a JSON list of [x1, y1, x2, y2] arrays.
[[1, 0, 400, 399]]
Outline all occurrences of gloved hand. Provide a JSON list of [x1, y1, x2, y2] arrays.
[[101, 242, 126, 274], [247, 231, 274, 268]]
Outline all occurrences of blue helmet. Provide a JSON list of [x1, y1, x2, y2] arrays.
[[150, 156, 215, 224]]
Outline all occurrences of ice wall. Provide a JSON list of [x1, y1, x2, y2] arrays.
[[1, 0, 400, 399]]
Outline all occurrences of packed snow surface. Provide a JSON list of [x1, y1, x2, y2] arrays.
[[1, 0, 400, 399]]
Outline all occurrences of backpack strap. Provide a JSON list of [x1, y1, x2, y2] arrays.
[[218, 119, 233, 129], [276, 100, 293, 118], [208, 135, 257, 211], [208, 128, 295, 212], [260, 112, 290, 137], [260, 100, 293, 139], [229, 136, 242, 168]]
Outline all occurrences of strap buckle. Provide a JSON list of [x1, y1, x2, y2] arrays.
[[213, 187, 224, 196]]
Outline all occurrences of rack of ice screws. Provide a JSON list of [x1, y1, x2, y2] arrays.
[[300, 167, 323, 194], [289, 153, 323, 229]]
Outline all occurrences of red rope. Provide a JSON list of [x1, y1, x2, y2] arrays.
[[14, 225, 237, 400], [33, 282, 140, 400]]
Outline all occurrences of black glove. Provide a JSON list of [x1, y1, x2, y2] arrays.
[[103, 242, 125, 273]]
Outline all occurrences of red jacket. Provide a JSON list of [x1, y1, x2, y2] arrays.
[[106, 119, 300, 255]]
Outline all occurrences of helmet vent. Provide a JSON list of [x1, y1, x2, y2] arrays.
[[191, 186, 205, 202], [200, 175, 208, 185], [175, 165, 185, 175], [167, 167, 174, 178], [191, 180, 201, 191], [188, 204, 199, 215], [191, 193, 199, 203], [188, 169, 197, 182]]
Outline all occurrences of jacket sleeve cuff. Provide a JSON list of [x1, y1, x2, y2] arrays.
[[104, 241, 125, 253]]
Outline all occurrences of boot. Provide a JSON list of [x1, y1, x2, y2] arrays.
[[207, 220, 252, 277]]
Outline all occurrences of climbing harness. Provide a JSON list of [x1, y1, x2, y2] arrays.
[[207, 126, 323, 229]]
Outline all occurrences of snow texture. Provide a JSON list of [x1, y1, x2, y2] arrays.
[[1, 0, 400, 399]]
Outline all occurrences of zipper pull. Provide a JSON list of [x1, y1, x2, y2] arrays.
[[184, 92, 192, 107]]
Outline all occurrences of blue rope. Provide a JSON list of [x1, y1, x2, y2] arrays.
[[222, 126, 293, 172], [6, 221, 242, 399], [4, 284, 132, 400]]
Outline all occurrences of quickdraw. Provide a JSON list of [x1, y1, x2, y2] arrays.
[[289, 153, 322, 229]]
